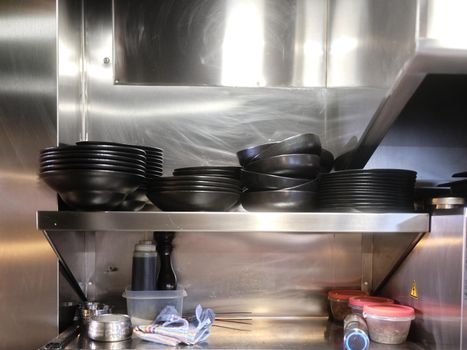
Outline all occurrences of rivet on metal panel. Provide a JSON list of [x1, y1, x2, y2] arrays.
[[114, 79, 119, 84], [103, 57, 110, 64]]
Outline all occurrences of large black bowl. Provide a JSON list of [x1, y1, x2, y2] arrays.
[[40, 169, 145, 192], [149, 184, 240, 193], [236, 142, 277, 166], [250, 134, 321, 163], [147, 190, 240, 211], [241, 170, 310, 190], [245, 154, 320, 179], [58, 190, 128, 211], [320, 149, 334, 172], [241, 190, 318, 212]]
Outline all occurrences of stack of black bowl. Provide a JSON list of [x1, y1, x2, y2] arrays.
[[318, 169, 417, 212], [120, 145, 164, 211], [238, 134, 334, 211], [40, 142, 147, 211], [146, 169, 241, 211]]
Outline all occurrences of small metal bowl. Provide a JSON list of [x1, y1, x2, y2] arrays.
[[79, 302, 112, 326], [88, 314, 132, 342]]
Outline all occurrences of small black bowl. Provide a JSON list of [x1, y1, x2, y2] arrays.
[[236, 142, 277, 166], [241, 170, 311, 191]]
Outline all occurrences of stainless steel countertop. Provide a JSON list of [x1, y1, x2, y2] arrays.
[[59, 318, 423, 350]]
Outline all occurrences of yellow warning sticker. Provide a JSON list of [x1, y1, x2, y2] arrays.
[[410, 280, 418, 299]]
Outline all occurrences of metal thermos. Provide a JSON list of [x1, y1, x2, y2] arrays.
[[131, 240, 157, 291]]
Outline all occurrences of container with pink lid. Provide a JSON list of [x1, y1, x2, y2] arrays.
[[328, 290, 367, 321], [348, 296, 394, 316], [363, 304, 415, 344]]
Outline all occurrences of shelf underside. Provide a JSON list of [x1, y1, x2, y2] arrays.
[[37, 211, 429, 233], [60, 318, 422, 350]]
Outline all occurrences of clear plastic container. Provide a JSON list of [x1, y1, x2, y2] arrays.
[[363, 304, 415, 344], [328, 290, 368, 321], [349, 296, 394, 316], [122, 287, 187, 326]]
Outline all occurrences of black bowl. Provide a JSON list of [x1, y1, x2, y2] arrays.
[[320, 149, 334, 172], [117, 199, 147, 211], [46, 143, 146, 157], [40, 169, 145, 193], [152, 175, 241, 186], [40, 158, 146, 170], [58, 190, 128, 211], [40, 163, 146, 176], [149, 184, 240, 193], [241, 190, 318, 212], [149, 179, 240, 191], [250, 134, 321, 163], [236, 142, 277, 166], [241, 170, 311, 190], [245, 154, 320, 179], [147, 190, 240, 211]]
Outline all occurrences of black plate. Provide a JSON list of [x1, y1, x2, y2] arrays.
[[451, 172, 467, 178], [245, 154, 320, 179], [138, 145, 164, 153], [321, 169, 417, 176], [320, 149, 334, 171], [319, 206, 414, 213], [241, 190, 318, 212], [173, 170, 240, 178], [147, 190, 240, 211]]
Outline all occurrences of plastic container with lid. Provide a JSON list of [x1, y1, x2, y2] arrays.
[[123, 287, 187, 326], [363, 304, 415, 344], [349, 296, 394, 316], [328, 290, 368, 321]]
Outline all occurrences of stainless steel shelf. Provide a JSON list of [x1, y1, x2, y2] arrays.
[[37, 211, 429, 233], [56, 318, 423, 350]]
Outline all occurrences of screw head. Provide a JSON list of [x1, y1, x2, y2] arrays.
[[103, 57, 110, 64]]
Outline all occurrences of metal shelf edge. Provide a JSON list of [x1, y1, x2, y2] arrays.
[[37, 211, 429, 233]]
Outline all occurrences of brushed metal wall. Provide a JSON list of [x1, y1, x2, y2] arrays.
[[0, 0, 58, 348], [381, 209, 466, 350]]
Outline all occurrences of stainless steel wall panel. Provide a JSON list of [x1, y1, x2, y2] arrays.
[[0, 1, 58, 348], [327, 0, 417, 88], [113, 0, 327, 87], [91, 231, 362, 316], [382, 210, 466, 350], [58, 0, 84, 144]]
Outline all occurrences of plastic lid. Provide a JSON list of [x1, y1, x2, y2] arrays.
[[349, 296, 394, 308], [363, 304, 415, 318], [135, 240, 156, 252], [328, 290, 367, 302]]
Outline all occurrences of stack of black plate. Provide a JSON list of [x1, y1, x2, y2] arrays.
[[147, 175, 241, 211], [318, 169, 417, 212], [40, 142, 147, 210], [237, 134, 333, 211]]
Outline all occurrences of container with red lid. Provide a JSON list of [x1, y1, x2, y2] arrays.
[[348, 296, 394, 316], [363, 304, 415, 344], [327, 290, 367, 321]]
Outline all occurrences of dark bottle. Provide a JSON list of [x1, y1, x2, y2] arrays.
[[155, 232, 177, 290], [131, 240, 157, 291]]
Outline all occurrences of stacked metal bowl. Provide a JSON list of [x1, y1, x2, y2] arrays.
[[238, 134, 334, 211], [40, 141, 163, 211], [146, 166, 242, 211]]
